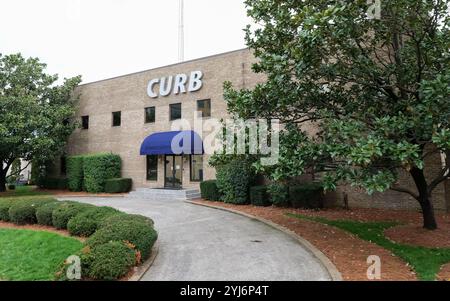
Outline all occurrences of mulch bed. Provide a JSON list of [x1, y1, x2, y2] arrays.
[[191, 200, 450, 281], [437, 263, 450, 281], [0, 221, 85, 242]]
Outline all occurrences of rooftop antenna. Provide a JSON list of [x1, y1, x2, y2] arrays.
[[178, 0, 185, 62]]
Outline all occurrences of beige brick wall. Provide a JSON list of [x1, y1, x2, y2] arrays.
[[63, 48, 265, 190]]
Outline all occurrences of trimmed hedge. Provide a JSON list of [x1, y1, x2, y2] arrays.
[[83, 241, 136, 280], [200, 180, 221, 201], [67, 156, 84, 192], [249, 186, 271, 207], [52, 202, 95, 229], [8, 184, 16, 190], [289, 183, 324, 209], [67, 207, 120, 237], [0, 199, 14, 221], [268, 183, 289, 207], [216, 160, 255, 205], [83, 153, 121, 193], [104, 178, 132, 193], [7, 199, 55, 225], [36, 202, 61, 226], [40, 178, 68, 190], [87, 219, 157, 259], [100, 213, 154, 228]]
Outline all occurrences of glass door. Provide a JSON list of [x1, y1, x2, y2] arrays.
[[164, 155, 183, 188]]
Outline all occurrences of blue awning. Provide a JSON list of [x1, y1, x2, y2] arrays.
[[140, 130, 204, 155]]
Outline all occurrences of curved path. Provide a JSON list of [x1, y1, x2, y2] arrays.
[[57, 196, 332, 281]]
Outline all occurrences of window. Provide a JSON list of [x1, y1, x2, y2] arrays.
[[169, 103, 182, 121], [146, 155, 158, 181], [81, 116, 89, 129], [197, 99, 211, 118], [190, 155, 203, 182], [112, 111, 121, 127], [145, 107, 155, 123], [60, 156, 67, 176]]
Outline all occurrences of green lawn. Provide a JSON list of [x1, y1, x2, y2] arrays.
[[0, 229, 83, 281], [287, 213, 450, 281], [0, 186, 50, 198]]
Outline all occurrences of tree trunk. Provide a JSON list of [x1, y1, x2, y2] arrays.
[[0, 171, 6, 193], [410, 167, 438, 230]]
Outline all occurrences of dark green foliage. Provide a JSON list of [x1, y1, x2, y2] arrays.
[[268, 183, 289, 207], [104, 178, 132, 193], [0, 199, 14, 221], [83, 241, 136, 280], [40, 178, 68, 190], [289, 183, 324, 209], [87, 219, 157, 259], [36, 202, 61, 226], [83, 153, 121, 193], [100, 213, 154, 228], [7, 184, 16, 190], [216, 160, 255, 204], [249, 186, 271, 207], [52, 202, 95, 229], [9, 204, 37, 225], [200, 180, 221, 201], [67, 156, 84, 192], [67, 207, 120, 237]]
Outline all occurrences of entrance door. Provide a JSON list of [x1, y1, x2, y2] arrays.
[[164, 155, 183, 188]]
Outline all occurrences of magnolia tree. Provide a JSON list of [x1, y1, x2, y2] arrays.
[[0, 53, 81, 192], [224, 0, 450, 229]]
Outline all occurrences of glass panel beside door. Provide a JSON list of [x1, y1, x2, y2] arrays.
[[164, 155, 183, 188]]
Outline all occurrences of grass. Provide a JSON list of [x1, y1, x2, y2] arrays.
[[0, 186, 50, 198], [287, 213, 450, 281], [0, 229, 83, 281]]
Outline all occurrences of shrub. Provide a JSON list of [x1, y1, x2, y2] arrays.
[[216, 159, 255, 204], [87, 219, 157, 259], [268, 183, 289, 207], [0, 199, 14, 221], [67, 156, 84, 192], [40, 178, 68, 190], [200, 180, 221, 201], [100, 213, 154, 228], [67, 206, 120, 237], [289, 183, 324, 209], [52, 202, 95, 229], [83, 241, 136, 280], [36, 202, 61, 226], [7, 184, 16, 190], [249, 186, 271, 207], [8, 199, 55, 225], [83, 153, 121, 193], [104, 178, 132, 193]]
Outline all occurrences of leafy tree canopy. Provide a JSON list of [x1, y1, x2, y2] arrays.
[[0, 53, 81, 191], [224, 0, 450, 229]]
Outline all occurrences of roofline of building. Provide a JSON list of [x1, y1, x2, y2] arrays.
[[78, 47, 250, 87]]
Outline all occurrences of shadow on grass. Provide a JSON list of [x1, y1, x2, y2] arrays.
[[287, 213, 450, 280]]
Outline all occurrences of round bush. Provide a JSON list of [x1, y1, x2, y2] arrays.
[[100, 213, 154, 228], [8, 203, 37, 225], [216, 159, 255, 204], [0, 200, 14, 221], [52, 202, 95, 230], [268, 183, 290, 207], [36, 202, 61, 226], [67, 207, 120, 237], [87, 219, 157, 259], [84, 241, 136, 280]]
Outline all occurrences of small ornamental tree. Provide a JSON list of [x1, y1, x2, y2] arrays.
[[225, 0, 450, 229], [0, 53, 81, 192]]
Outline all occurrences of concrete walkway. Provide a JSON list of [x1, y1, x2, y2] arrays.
[[57, 196, 332, 281]]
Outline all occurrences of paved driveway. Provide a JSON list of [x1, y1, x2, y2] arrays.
[[57, 196, 332, 281]]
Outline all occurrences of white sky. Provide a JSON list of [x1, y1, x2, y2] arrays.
[[0, 0, 253, 84]]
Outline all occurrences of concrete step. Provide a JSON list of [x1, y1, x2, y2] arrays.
[[129, 188, 201, 201]]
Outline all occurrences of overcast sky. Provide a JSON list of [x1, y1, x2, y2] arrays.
[[1, 0, 253, 84]]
